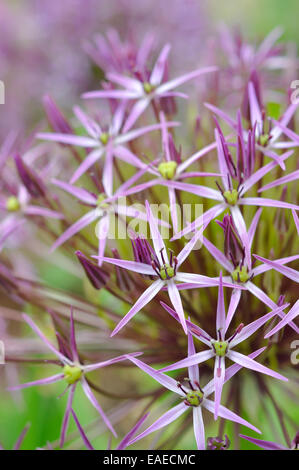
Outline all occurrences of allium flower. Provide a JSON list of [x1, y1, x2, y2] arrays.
[[160, 273, 288, 418], [206, 434, 230, 450], [126, 334, 261, 450], [240, 431, 299, 450], [8, 310, 141, 447], [177, 213, 299, 333], [37, 103, 178, 187], [94, 201, 241, 335], [83, 44, 218, 131]]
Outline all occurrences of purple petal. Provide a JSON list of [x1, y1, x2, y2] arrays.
[[192, 407, 205, 450], [83, 352, 142, 373], [227, 350, 288, 381], [292, 209, 299, 235], [253, 254, 299, 283], [239, 434, 287, 450], [24, 206, 64, 219], [216, 272, 226, 332], [145, 200, 168, 262], [60, 384, 76, 448], [81, 378, 117, 436], [117, 413, 150, 450], [225, 288, 242, 332], [52, 179, 96, 205], [177, 141, 218, 175], [37, 132, 97, 148], [92, 256, 155, 275], [51, 210, 99, 252], [202, 236, 234, 272], [167, 281, 187, 334], [150, 44, 171, 86], [8, 373, 64, 391], [122, 98, 150, 133], [70, 148, 104, 184], [213, 356, 225, 420], [258, 170, 299, 192], [70, 409, 94, 450], [265, 300, 299, 338], [159, 350, 214, 373], [111, 279, 164, 336], [248, 208, 262, 249], [157, 66, 218, 95]]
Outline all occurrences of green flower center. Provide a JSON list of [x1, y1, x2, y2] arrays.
[[185, 390, 204, 407], [97, 193, 109, 209], [63, 365, 82, 385], [159, 264, 175, 280], [223, 189, 238, 206], [259, 133, 270, 147], [212, 340, 228, 357], [6, 196, 21, 212], [232, 265, 250, 283], [99, 132, 109, 145], [143, 82, 154, 94], [158, 161, 177, 180]]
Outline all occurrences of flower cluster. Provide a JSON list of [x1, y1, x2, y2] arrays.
[[0, 28, 298, 450]]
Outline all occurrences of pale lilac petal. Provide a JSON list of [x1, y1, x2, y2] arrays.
[[81, 378, 117, 436], [168, 187, 179, 233], [167, 280, 187, 333], [187, 332, 199, 383], [265, 300, 299, 338], [272, 119, 299, 143], [37, 132, 97, 148], [227, 350, 288, 381], [292, 209, 299, 235], [248, 82, 263, 129], [145, 200, 168, 263], [216, 272, 226, 332], [150, 44, 171, 86], [73, 106, 101, 138], [230, 303, 289, 347], [111, 280, 164, 336], [126, 356, 180, 394], [203, 399, 261, 434], [116, 121, 180, 145], [156, 66, 218, 95], [24, 206, 64, 219], [204, 102, 236, 130], [172, 203, 226, 241], [240, 150, 293, 194], [8, 373, 64, 391], [112, 145, 148, 171], [254, 27, 283, 66], [117, 413, 150, 450], [60, 384, 76, 448], [192, 407, 205, 450], [51, 210, 99, 251], [239, 434, 287, 450], [177, 141, 218, 175], [52, 179, 96, 205], [102, 142, 114, 197], [248, 208, 262, 249], [202, 236, 234, 272], [163, 180, 222, 201], [70, 409, 94, 450], [69, 306, 79, 362], [213, 356, 225, 420], [258, 170, 299, 192], [253, 254, 299, 283], [230, 205, 251, 270], [159, 349, 214, 373], [176, 224, 207, 267], [83, 352, 142, 373], [252, 254, 299, 277], [175, 272, 241, 290], [22, 313, 69, 363], [225, 289, 242, 332], [70, 148, 104, 184], [258, 146, 286, 169], [97, 215, 109, 265], [215, 128, 230, 190], [106, 73, 142, 92], [123, 98, 151, 133], [271, 102, 299, 142], [129, 402, 187, 446], [92, 256, 155, 275]]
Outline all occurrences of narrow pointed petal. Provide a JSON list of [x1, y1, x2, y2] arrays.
[[225, 289, 242, 332], [60, 384, 76, 448], [216, 272, 226, 332], [187, 332, 199, 383], [156, 66, 218, 95], [265, 300, 299, 338], [167, 281, 187, 334], [272, 119, 299, 143], [168, 187, 179, 233], [51, 210, 99, 252], [129, 402, 187, 446], [230, 303, 289, 347], [24, 206, 64, 219], [292, 209, 299, 235], [253, 254, 299, 283], [230, 205, 251, 270], [51, 179, 96, 205], [70, 148, 104, 184], [145, 200, 168, 262], [83, 352, 142, 373], [97, 215, 109, 265], [69, 307, 79, 362], [239, 434, 287, 450], [252, 254, 299, 277], [117, 413, 150, 450], [8, 373, 64, 391], [204, 102, 236, 130], [227, 350, 288, 381], [177, 141, 217, 175], [213, 356, 225, 420], [102, 143, 114, 197], [111, 280, 164, 336], [248, 208, 262, 249], [93, 256, 155, 275], [82, 89, 139, 100], [193, 407, 205, 450], [203, 399, 261, 434], [202, 236, 234, 272], [159, 350, 214, 373], [81, 378, 117, 436], [37, 132, 97, 148], [150, 44, 171, 86], [106, 73, 142, 92], [162, 180, 223, 201], [123, 98, 150, 133], [22, 314, 69, 363], [240, 197, 299, 211], [70, 409, 94, 450], [125, 355, 180, 394]]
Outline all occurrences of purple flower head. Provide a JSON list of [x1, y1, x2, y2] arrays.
[[94, 200, 243, 336], [8, 309, 142, 448], [160, 274, 288, 419], [126, 335, 261, 450]]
